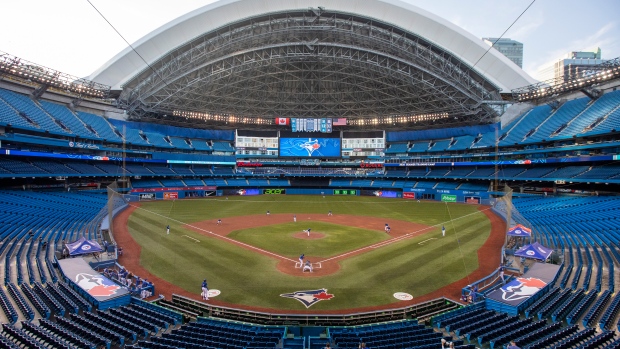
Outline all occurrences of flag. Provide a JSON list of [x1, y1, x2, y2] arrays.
[[275, 117, 289, 125], [333, 118, 347, 126]]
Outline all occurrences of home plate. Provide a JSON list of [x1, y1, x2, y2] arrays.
[[207, 290, 221, 298], [393, 292, 413, 301]]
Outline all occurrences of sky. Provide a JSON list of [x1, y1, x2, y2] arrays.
[[0, 0, 618, 82]]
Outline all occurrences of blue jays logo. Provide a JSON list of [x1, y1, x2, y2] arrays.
[[75, 273, 121, 297], [280, 288, 334, 308], [500, 277, 546, 302]]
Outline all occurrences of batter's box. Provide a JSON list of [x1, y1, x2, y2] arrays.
[[295, 262, 322, 269]]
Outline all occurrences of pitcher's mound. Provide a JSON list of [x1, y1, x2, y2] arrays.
[[293, 232, 325, 240]]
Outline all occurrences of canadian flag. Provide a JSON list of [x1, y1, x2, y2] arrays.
[[275, 117, 290, 125]]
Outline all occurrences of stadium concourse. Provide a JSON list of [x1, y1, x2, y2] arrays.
[[1, 0, 620, 348]]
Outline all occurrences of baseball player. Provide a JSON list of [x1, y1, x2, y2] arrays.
[[166, 225, 170, 235], [217, 219, 222, 225], [293, 214, 297, 222], [201, 279, 209, 300], [299, 254, 304, 266], [328, 210, 332, 216], [304, 228, 311, 236], [442, 225, 446, 237], [304, 260, 313, 272]]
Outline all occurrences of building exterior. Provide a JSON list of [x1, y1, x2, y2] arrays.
[[482, 38, 524, 68], [537, 48, 604, 83]]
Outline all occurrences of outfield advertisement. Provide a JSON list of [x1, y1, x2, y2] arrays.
[[223, 189, 261, 196], [279, 138, 341, 157], [263, 189, 286, 195], [465, 196, 480, 204], [403, 192, 416, 199], [441, 194, 457, 202], [131, 186, 215, 193], [139, 193, 155, 201], [361, 190, 399, 198], [163, 192, 178, 200]]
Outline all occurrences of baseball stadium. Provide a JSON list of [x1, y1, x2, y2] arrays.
[[0, 0, 620, 348]]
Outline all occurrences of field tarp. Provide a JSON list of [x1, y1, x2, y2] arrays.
[[486, 262, 560, 315], [58, 258, 130, 304]]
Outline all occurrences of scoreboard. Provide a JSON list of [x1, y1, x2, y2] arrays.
[[333, 189, 357, 195]]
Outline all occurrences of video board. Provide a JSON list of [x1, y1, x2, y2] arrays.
[[279, 137, 341, 157]]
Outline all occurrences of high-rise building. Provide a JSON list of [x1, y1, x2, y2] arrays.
[[537, 48, 604, 83], [482, 38, 523, 68]]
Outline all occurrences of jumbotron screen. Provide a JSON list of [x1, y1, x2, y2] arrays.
[[279, 137, 341, 157]]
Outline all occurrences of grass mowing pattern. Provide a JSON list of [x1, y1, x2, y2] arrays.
[[228, 222, 388, 258], [127, 196, 491, 310]]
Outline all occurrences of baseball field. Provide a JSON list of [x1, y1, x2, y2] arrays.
[[116, 195, 503, 312]]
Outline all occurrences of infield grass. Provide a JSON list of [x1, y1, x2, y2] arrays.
[[228, 222, 388, 258], [126, 195, 492, 310]]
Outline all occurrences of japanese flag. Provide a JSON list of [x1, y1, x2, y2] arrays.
[[275, 117, 290, 125]]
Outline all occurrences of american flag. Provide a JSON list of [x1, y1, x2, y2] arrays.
[[332, 118, 347, 126]]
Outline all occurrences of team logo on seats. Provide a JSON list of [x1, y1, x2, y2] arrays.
[[280, 288, 334, 308], [500, 277, 546, 301], [75, 273, 121, 297]]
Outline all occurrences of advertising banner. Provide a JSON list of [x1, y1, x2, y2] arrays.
[[163, 192, 178, 200], [223, 189, 261, 196], [441, 194, 457, 202], [131, 186, 215, 193], [465, 196, 480, 204], [361, 190, 398, 198], [403, 192, 416, 199], [263, 189, 286, 195], [139, 193, 155, 201]]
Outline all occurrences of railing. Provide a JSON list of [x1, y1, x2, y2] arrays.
[[167, 294, 457, 326]]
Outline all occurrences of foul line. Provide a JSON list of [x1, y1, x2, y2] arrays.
[[182, 235, 200, 242], [319, 206, 492, 263], [128, 203, 297, 263], [418, 238, 436, 245]]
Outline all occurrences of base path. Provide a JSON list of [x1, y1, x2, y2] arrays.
[[114, 204, 504, 314]]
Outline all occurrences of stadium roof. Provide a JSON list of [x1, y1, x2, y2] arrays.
[[90, 0, 537, 126]]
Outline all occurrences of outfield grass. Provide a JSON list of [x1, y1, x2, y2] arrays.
[[127, 196, 491, 310]]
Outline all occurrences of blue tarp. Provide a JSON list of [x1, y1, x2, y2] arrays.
[[514, 242, 553, 260], [66, 237, 103, 256]]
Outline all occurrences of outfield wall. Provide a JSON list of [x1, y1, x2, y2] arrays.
[[131, 186, 491, 204]]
